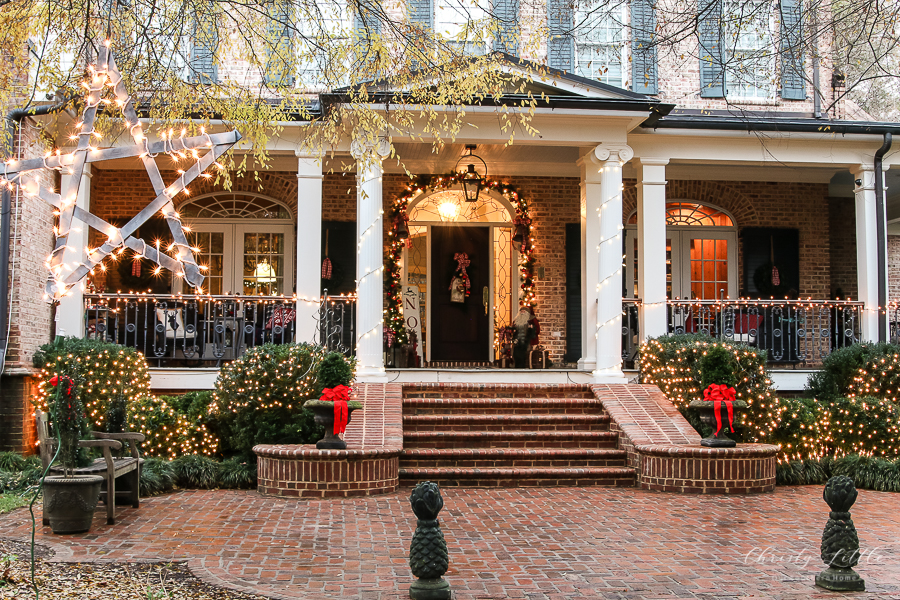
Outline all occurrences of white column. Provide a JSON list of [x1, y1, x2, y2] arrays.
[[56, 165, 91, 337], [351, 136, 390, 381], [853, 164, 879, 341], [587, 144, 631, 382], [636, 158, 668, 341], [294, 151, 324, 344]]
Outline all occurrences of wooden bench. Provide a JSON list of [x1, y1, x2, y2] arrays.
[[35, 409, 145, 525]]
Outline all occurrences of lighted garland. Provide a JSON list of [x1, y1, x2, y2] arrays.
[[639, 337, 781, 442], [385, 173, 536, 345]]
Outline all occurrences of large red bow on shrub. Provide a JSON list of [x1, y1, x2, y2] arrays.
[[321, 385, 352, 435], [703, 383, 736, 436], [49, 375, 74, 396]]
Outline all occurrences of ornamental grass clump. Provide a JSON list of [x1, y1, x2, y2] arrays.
[[639, 334, 779, 442], [32, 337, 150, 433]]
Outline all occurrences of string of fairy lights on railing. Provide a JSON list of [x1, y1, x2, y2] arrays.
[[384, 173, 536, 346]]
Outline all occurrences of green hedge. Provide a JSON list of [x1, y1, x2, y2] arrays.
[[805, 342, 900, 401]]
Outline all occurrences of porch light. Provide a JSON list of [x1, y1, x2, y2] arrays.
[[456, 145, 487, 203]]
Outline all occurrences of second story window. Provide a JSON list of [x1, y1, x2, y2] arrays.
[[435, 0, 490, 56], [722, 0, 773, 99], [574, 0, 625, 86]]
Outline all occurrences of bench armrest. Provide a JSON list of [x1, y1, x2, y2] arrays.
[[79, 439, 123, 451], [91, 431, 143, 460], [91, 431, 146, 442]]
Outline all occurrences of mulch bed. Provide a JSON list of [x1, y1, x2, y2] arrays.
[[0, 538, 268, 599]]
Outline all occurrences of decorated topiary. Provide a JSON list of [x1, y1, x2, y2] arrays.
[[639, 334, 779, 443], [33, 337, 151, 433]]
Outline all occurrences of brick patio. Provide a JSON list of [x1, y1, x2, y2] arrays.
[[2, 486, 899, 599]]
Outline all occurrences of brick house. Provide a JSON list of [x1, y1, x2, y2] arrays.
[[2, 0, 899, 454]]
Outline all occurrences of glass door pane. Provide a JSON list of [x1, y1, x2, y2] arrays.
[[177, 224, 233, 294], [236, 224, 294, 296], [688, 238, 729, 300]]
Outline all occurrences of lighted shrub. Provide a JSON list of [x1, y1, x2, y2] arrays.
[[768, 397, 829, 458], [32, 336, 151, 432], [639, 334, 779, 442], [805, 342, 900, 401], [128, 395, 220, 458], [824, 396, 900, 457], [846, 352, 900, 404], [212, 343, 354, 455]]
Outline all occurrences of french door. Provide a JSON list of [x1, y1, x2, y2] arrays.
[[177, 222, 294, 295], [625, 228, 738, 300]]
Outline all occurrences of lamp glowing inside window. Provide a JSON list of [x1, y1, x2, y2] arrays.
[[438, 201, 460, 220]]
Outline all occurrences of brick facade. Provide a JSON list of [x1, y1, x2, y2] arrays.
[[830, 197, 859, 299]]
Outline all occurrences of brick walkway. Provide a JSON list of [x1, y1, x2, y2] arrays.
[[2, 486, 899, 599]]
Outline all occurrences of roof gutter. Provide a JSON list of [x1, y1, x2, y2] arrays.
[[875, 132, 893, 342], [1, 95, 71, 376], [642, 115, 900, 136]]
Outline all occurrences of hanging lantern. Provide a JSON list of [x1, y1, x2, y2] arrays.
[[396, 217, 410, 240], [455, 145, 487, 203]]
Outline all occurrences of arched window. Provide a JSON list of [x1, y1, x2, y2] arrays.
[[627, 202, 734, 227], [179, 193, 292, 219]]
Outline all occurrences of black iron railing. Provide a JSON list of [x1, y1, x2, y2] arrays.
[[622, 299, 641, 369], [666, 299, 863, 366], [83, 292, 356, 367]]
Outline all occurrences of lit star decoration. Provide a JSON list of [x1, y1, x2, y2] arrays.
[[0, 43, 241, 301], [385, 174, 536, 346]]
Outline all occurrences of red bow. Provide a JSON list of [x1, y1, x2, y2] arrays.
[[49, 375, 74, 396], [703, 383, 736, 436], [321, 385, 352, 436]]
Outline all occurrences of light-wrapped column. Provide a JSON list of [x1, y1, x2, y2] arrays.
[[56, 165, 92, 337], [853, 164, 879, 341], [591, 144, 631, 382], [351, 136, 390, 381]]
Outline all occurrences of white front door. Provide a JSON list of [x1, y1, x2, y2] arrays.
[[179, 222, 294, 295]]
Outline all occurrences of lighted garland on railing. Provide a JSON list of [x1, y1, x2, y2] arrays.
[[384, 173, 536, 345]]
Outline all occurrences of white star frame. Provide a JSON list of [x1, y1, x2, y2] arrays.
[[0, 43, 242, 301]]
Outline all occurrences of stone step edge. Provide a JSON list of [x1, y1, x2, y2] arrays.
[[404, 383, 591, 392], [401, 447, 626, 458], [403, 413, 610, 423], [403, 397, 602, 406], [403, 430, 618, 440], [398, 467, 636, 478]]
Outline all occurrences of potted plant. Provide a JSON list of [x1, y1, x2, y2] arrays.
[[688, 344, 748, 447], [41, 374, 105, 534], [304, 352, 361, 449]]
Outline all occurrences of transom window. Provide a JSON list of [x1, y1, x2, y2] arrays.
[[408, 189, 513, 223], [179, 193, 292, 219], [627, 202, 734, 227], [574, 0, 625, 86]]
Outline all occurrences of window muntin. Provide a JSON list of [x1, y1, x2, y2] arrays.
[[179, 193, 292, 220], [626, 202, 734, 227]]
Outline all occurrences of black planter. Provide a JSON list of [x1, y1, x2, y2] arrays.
[[688, 399, 747, 448], [306, 400, 358, 450], [42, 475, 104, 534]]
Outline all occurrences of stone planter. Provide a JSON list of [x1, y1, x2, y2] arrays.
[[305, 400, 361, 450], [688, 399, 748, 448], [42, 474, 104, 534]]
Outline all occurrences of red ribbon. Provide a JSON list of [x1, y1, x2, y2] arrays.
[[703, 383, 736, 436], [321, 385, 352, 435], [451, 252, 471, 296], [49, 375, 74, 396]]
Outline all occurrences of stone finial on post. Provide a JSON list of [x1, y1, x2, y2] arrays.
[[408, 481, 451, 599], [816, 475, 865, 591]]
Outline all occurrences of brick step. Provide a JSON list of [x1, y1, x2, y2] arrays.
[[402, 430, 619, 449], [398, 466, 636, 487], [403, 397, 603, 416], [401, 447, 628, 469], [403, 413, 611, 432], [403, 391, 595, 400]]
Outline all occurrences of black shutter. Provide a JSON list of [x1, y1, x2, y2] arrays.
[[547, 0, 574, 72], [264, 2, 295, 87], [779, 0, 806, 100], [492, 0, 519, 55], [355, 0, 383, 69], [741, 227, 800, 298], [698, 0, 724, 97], [631, 0, 657, 94], [408, 0, 432, 70], [565, 223, 582, 363], [189, 11, 218, 84], [321, 221, 357, 296]]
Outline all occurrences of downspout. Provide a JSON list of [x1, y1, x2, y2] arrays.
[[0, 95, 71, 375], [875, 132, 893, 342]]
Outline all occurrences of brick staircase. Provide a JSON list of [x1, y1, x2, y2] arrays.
[[399, 384, 636, 487]]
